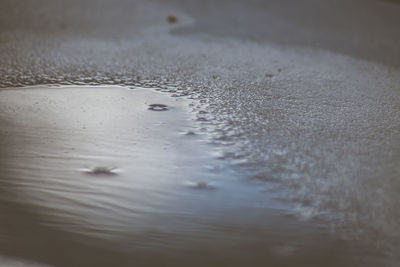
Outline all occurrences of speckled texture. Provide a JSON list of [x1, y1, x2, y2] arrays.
[[1, 0, 400, 266]]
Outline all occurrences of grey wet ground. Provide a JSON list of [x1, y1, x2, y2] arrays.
[[0, 0, 400, 266]]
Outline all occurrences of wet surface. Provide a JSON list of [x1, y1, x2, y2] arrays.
[[0, 83, 397, 266], [0, 0, 400, 266]]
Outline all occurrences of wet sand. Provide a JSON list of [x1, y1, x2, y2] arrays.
[[0, 0, 400, 266]]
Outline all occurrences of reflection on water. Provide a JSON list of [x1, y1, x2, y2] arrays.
[[0, 86, 395, 266]]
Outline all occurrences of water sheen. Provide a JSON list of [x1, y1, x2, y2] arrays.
[[0, 0, 400, 266], [0, 86, 396, 267]]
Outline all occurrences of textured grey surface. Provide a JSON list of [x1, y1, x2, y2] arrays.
[[0, 0, 400, 266]]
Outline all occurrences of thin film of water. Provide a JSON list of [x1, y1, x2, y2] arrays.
[[0, 85, 395, 266]]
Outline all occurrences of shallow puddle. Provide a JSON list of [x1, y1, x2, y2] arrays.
[[0, 86, 394, 267]]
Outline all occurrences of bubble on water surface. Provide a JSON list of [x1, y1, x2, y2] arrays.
[[83, 166, 119, 175], [148, 104, 169, 111]]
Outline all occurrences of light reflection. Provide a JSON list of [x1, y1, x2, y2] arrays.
[[0, 86, 393, 266]]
